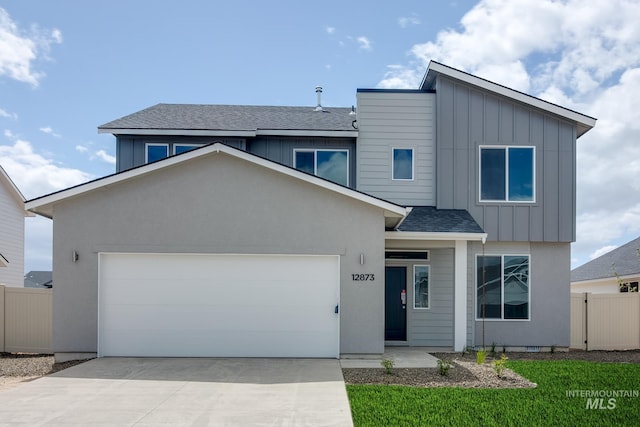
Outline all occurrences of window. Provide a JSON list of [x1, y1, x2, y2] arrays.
[[477, 255, 530, 320], [414, 265, 430, 309], [480, 146, 534, 202], [385, 251, 429, 260], [620, 282, 639, 293], [146, 143, 169, 163], [392, 148, 414, 180], [173, 144, 202, 155], [294, 149, 349, 186]]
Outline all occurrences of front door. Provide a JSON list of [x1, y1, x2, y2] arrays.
[[385, 266, 407, 341]]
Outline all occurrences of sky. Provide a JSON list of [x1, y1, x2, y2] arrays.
[[1, 0, 640, 273]]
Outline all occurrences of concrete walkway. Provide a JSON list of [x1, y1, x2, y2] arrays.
[[0, 358, 353, 426], [340, 347, 440, 368]]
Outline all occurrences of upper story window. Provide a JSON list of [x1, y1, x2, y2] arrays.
[[477, 254, 530, 320], [480, 146, 535, 202], [174, 144, 203, 155], [293, 149, 349, 186], [146, 143, 169, 163], [392, 148, 414, 180]]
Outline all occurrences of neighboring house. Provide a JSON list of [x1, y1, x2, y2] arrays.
[[571, 236, 640, 294], [25, 61, 596, 361], [24, 270, 53, 289], [0, 165, 33, 287]]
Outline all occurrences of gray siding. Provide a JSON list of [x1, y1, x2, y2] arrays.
[[356, 91, 435, 205], [467, 241, 570, 347], [436, 76, 577, 242], [406, 248, 454, 347], [116, 136, 247, 172], [248, 137, 357, 188], [51, 152, 386, 355]]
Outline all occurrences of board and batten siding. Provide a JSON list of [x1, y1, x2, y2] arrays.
[[248, 136, 357, 189], [0, 180, 25, 287], [435, 76, 577, 243], [407, 248, 454, 347], [116, 136, 247, 172], [356, 91, 435, 206]]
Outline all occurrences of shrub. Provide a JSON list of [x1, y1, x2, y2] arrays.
[[381, 358, 395, 374], [550, 344, 556, 354], [437, 359, 452, 376], [493, 353, 509, 378], [490, 341, 497, 356]]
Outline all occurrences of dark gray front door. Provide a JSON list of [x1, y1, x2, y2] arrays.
[[385, 266, 407, 341]]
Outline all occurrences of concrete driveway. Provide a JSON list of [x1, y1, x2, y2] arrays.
[[0, 358, 353, 426]]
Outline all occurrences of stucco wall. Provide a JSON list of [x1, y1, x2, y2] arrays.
[[52, 152, 387, 355], [469, 241, 570, 347]]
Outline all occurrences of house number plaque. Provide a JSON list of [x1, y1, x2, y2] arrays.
[[352, 274, 375, 281]]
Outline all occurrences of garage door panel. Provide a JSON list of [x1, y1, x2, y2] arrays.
[[99, 253, 340, 357]]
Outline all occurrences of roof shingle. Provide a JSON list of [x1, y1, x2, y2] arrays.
[[571, 236, 640, 282], [397, 206, 484, 233], [99, 103, 356, 132]]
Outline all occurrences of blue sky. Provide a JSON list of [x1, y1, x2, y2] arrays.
[[1, 0, 640, 273]]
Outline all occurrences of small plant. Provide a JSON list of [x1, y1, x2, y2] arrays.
[[476, 349, 487, 365], [381, 358, 395, 374], [493, 353, 509, 378], [502, 344, 506, 353], [437, 359, 452, 376], [490, 341, 497, 356], [550, 344, 556, 354]]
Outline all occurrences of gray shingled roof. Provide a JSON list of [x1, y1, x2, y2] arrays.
[[397, 206, 484, 233], [571, 236, 640, 282], [99, 103, 356, 132]]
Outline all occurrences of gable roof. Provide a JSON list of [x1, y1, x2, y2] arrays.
[[572, 236, 640, 283], [98, 104, 358, 137], [0, 165, 33, 217], [25, 143, 407, 227], [421, 61, 597, 138]]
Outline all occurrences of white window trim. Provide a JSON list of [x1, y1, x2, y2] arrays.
[[413, 264, 430, 310], [475, 253, 531, 322], [173, 144, 203, 155], [293, 148, 349, 186], [145, 143, 169, 163], [478, 145, 536, 203], [391, 147, 414, 181]]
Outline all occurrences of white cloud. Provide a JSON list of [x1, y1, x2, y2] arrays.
[[398, 14, 421, 28], [325, 26, 335, 35], [0, 140, 92, 199], [39, 126, 61, 138], [356, 36, 372, 51], [0, 7, 62, 86], [376, 0, 640, 269], [0, 107, 17, 120], [590, 245, 618, 260], [75, 145, 88, 153], [94, 149, 116, 165]]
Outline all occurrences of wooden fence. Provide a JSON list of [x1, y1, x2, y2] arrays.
[[571, 292, 640, 350], [0, 285, 52, 353]]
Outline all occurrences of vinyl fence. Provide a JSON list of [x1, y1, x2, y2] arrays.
[[571, 292, 640, 350], [0, 285, 52, 353]]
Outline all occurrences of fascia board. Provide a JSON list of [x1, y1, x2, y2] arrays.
[[26, 143, 407, 220], [98, 128, 257, 137], [571, 273, 640, 286], [424, 61, 596, 136], [385, 231, 488, 242], [98, 128, 358, 138]]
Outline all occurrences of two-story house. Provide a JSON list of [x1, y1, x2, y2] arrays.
[[26, 61, 596, 361]]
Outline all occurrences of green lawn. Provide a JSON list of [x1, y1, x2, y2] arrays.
[[347, 360, 640, 427]]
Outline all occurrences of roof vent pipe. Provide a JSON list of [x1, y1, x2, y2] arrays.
[[314, 86, 324, 111]]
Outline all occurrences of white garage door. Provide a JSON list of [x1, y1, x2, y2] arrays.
[[98, 253, 340, 358]]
